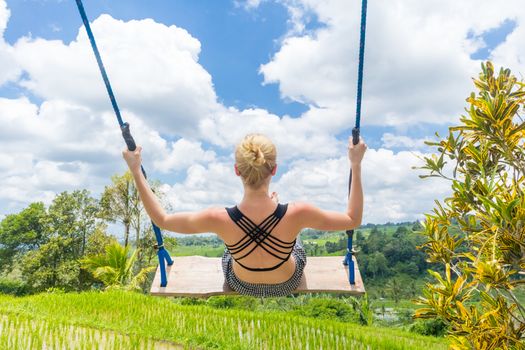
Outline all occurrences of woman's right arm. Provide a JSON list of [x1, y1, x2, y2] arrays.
[[123, 146, 221, 234], [295, 137, 366, 231]]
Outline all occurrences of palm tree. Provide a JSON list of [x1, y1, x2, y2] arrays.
[[81, 242, 155, 291]]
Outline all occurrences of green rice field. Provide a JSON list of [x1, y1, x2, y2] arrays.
[[0, 290, 448, 349]]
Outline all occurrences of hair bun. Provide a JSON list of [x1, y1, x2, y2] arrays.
[[235, 133, 277, 187], [245, 143, 266, 167]]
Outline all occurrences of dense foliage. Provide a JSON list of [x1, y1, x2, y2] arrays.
[[299, 224, 431, 301], [415, 62, 525, 349], [0, 172, 159, 292]]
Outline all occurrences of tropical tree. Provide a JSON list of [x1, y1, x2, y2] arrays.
[[21, 236, 80, 291], [414, 62, 525, 349], [20, 191, 100, 291], [45, 190, 99, 256], [81, 242, 156, 291], [84, 224, 117, 256], [99, 171, 141, 247], [365, 251, 389, 278], [0, 202, 48, 273]]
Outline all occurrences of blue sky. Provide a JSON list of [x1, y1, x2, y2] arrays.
[[0, 0, 523, 224]]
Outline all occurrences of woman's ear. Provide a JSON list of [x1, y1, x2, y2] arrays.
[[271, 164, 278, 176], [234, 164, 241, 176]]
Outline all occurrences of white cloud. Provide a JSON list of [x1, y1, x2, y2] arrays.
[[153, 138, 216, 173], [260, 0, 524, 127], [381, 133, 431, 150], [0, 97, 217, 213], [199, 106, 343, 160], [490, 16, 525, 76], [0, 0, 7, 35], [275, 148, 451, 223], [13, 14, 219, 135], [162, 161, 244, 212]]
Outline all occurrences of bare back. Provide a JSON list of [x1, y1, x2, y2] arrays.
[[214, 202, 304, 284]]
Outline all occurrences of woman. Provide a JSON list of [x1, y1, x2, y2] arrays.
[[123, 134, 366, 297]]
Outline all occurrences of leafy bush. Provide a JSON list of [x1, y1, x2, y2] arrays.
[[0, 278, 31, 296], [410, 318, 448, 337], [415, 61, 525, 349], [81, 242, 155, 291]]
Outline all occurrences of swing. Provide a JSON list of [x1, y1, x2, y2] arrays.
[[150, 256, 364, 297], [75, 0, 367, 296]]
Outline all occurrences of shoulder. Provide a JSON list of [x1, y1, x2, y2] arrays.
[[192, 207, 230, 236], [198, 207, 228, 221], [286, 201, 320, 217]]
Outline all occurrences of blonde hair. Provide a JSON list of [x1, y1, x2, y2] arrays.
[[235, 134, 277, 188]]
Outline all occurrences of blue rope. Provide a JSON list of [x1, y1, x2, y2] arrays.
[[343, 0, 367, 285], [74, 0, 173, 287], [355, 0, 367, 130], [75, 0, 124, 127]]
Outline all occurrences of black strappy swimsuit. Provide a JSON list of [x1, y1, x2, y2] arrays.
[[224, 203, 296, 272], [221, 203, 307, 297]]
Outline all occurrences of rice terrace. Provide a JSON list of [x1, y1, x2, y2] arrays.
[[0, 0, 524, 349]]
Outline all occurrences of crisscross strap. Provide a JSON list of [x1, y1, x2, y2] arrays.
[[225, 203, 296, 272]]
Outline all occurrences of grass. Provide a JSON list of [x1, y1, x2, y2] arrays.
[[0, 290, 448, 350], [0, 314, 181, 349], [174, 244, 224, 257]]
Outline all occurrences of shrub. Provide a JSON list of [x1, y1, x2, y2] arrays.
[[415, 61, 525, 349], [0, 278, 31, 296], [410, 318, 448, 337]]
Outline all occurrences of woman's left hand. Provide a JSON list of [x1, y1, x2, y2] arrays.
[[122, 146, 142, 173]]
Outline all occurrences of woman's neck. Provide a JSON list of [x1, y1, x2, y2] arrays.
[[240, 184, 273, 206]]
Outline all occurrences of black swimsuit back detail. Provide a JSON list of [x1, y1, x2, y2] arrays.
[[224, 203, 296, 272]]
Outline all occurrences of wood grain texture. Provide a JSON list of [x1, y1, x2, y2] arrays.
[[150, 256, 365, 297]]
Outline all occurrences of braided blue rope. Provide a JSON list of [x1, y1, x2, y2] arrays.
[[343, 0, 367, 285], [75, 0, 173, 287], [75, 0, 123, 127], [355, 0, 367, 130]]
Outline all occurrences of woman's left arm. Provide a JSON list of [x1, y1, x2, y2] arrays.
[[123, 147, 218, 234]]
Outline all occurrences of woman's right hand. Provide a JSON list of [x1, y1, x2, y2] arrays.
[[348, 136, 367, 165], [122, 146, 143, 173]]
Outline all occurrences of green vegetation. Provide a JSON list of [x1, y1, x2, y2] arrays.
[[174, 236, 225, 257], [0, 313, 180, 350], [0, 172, 166, 293], [415, 61, 525, 349], [81, 242, 155, 291], [0, 290, 448, 350]]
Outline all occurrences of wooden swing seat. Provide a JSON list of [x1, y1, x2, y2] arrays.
[[150, 256, 365, 297]]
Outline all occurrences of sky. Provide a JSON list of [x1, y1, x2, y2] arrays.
[[0, 0, 524, 227]]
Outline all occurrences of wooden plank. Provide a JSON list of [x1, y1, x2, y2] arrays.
[[150, 256, 365, 297]]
